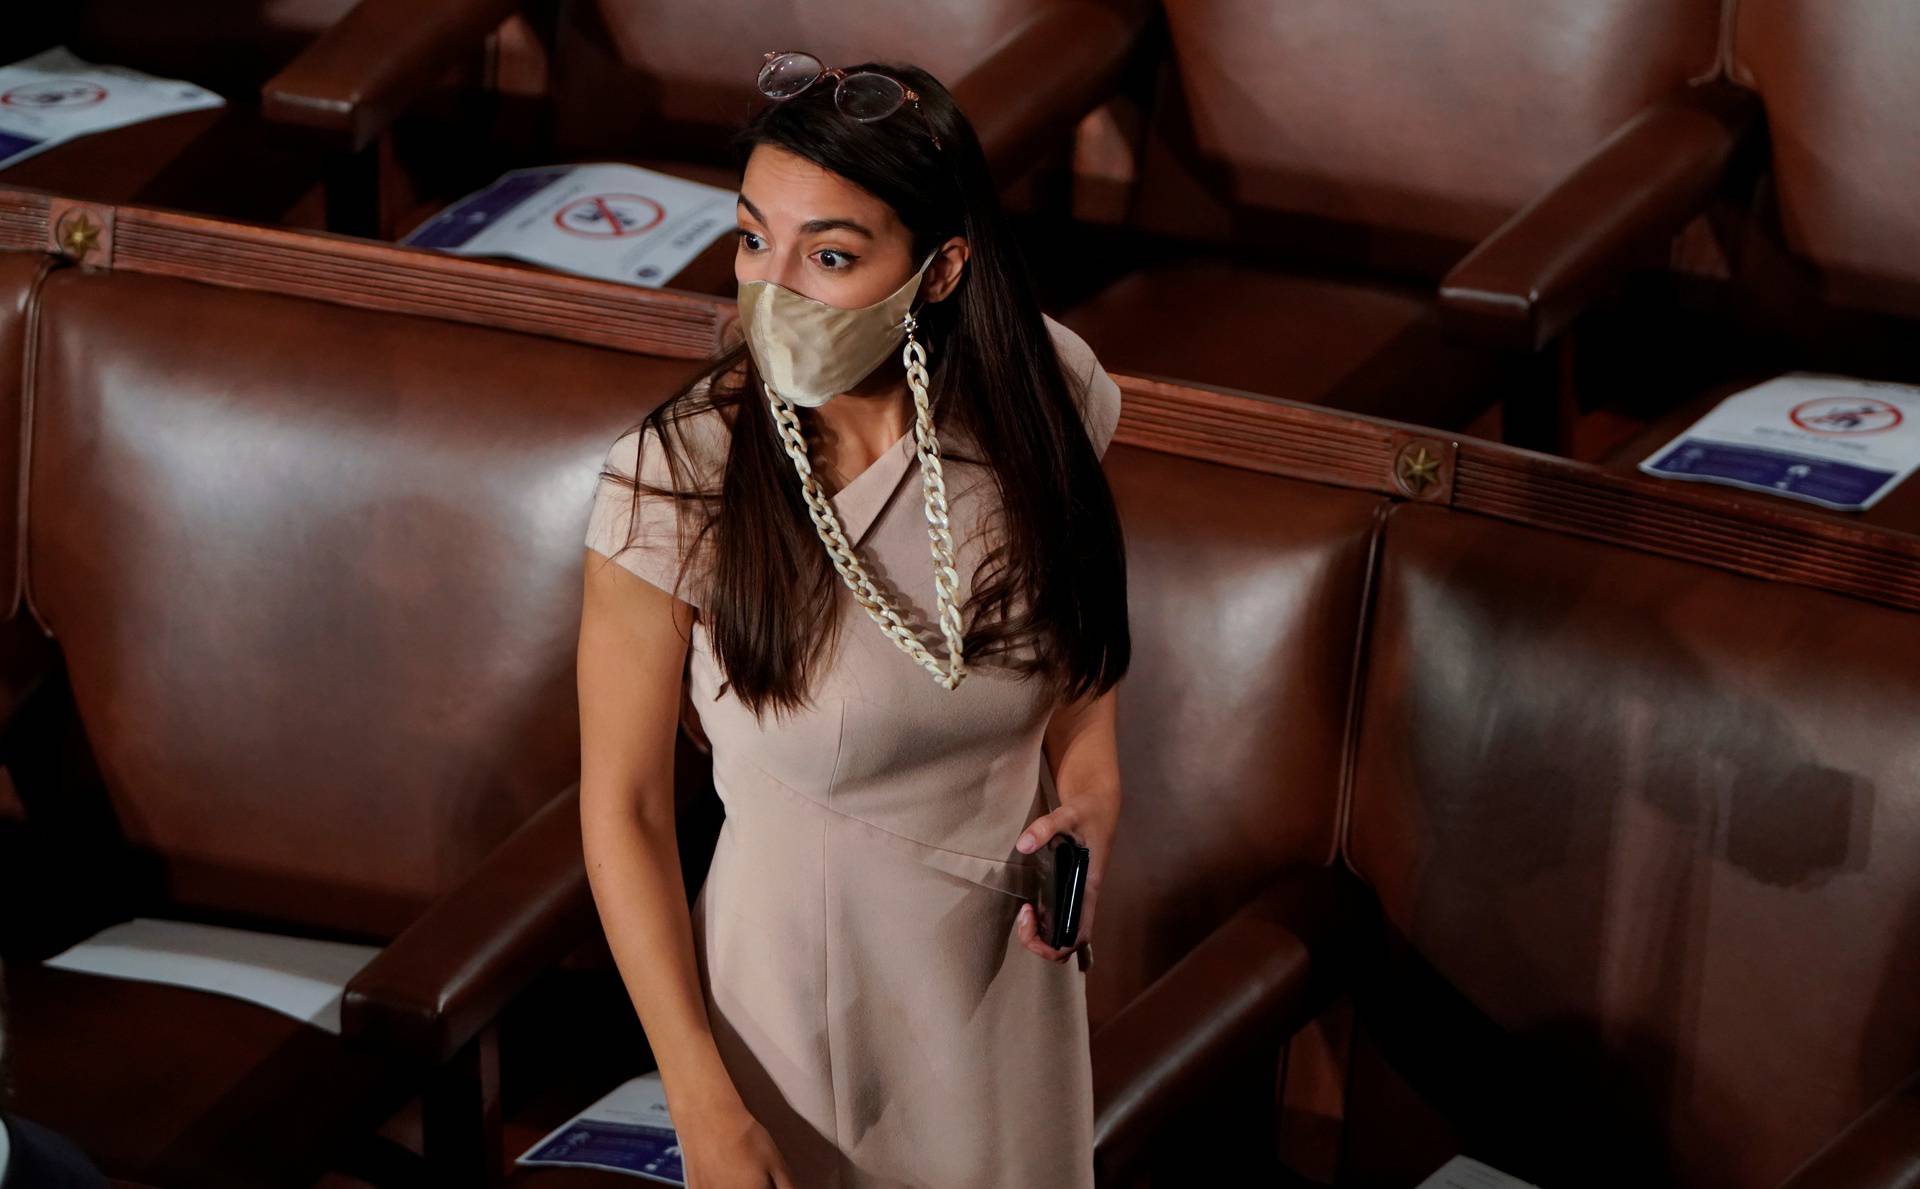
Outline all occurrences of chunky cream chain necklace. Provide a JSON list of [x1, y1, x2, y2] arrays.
[[766, 314, 968, 691]]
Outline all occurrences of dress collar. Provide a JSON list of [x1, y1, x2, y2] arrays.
[[825, 426, 917, 550], [823, 418, 984, 551]]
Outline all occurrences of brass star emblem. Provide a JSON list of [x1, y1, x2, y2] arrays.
[[59, 211, 102, 261], [1396, 444, 1441, 495]]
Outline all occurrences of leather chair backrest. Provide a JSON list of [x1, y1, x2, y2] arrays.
[[546, 0, 1061, 162], [1131, 0, 1723, 272], [1089, 442, 1381, 1029], [1729, 0, 1920, 318], [23, 267, 706, 939], [1341, 502, 1920, 1187]]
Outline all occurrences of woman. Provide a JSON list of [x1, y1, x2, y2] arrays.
[[578, 51, 1128, 1188]]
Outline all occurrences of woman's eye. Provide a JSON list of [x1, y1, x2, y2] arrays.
[[813, 249, 856, 271], [735, 229, 764, 252]]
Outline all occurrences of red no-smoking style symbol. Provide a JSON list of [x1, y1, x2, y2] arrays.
[[1, 79, 109, 109], [1789, 396, 1905, 435], [554, 193, 666, 238]]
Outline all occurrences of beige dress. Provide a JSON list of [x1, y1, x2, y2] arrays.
[[584, 316, 1121, 1188]]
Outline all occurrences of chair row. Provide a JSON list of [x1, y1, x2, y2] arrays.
[[6, 0, 1919, 465], [1051, 0, 1919, 467], [1, 0, 1146, 240], [0, 193, 1917, 1187]]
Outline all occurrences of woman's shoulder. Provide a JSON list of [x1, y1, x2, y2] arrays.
[[587, 378, 736, 607], [1041, 314, 1122, 460]]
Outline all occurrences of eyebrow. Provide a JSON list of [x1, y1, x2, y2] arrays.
[[736, 194, 875, 239]]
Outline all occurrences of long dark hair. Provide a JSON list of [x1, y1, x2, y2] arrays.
[[600, 61, 1129, 721]]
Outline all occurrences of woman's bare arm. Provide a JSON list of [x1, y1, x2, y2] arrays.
[[576, 549, 743, 1126], [1039, 683, 1122, 806]]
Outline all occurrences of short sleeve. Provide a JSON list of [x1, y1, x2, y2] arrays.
[[1044, 314, 1122, 460], [584, 424, 708, 606]]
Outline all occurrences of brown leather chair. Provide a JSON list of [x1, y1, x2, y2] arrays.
[[0, 259, 710, 1186], [1252, 500, 1920, 1188], [1019, 408, 1920, 1186], [0, 2, 514, 234], [1058, 0, 1737, 445], [262, 0, 1154, 290], [1575, 0, 1920, 536]]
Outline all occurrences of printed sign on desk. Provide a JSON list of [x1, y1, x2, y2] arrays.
[[401, 162, 736, 289], [0, 46, 224, 171], [1639, 373, 1920, 511], [516, 1071, 686, 1184]]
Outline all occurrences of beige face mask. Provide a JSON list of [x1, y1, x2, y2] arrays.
[[736, 253, 936, 407], [747, 249, 970, 691]]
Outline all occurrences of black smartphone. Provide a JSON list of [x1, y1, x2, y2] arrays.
[[1034, 832, 1091, 950]]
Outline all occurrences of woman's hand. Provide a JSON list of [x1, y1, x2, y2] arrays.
[[1016, 683, 1124, 968], [679, 1098, 798, 1189], [1012, 789, 1117, 966]]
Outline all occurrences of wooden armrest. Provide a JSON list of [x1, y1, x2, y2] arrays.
[[261, 0, 526, 153], [340, 782, 595, 1065], [1091, 865, 1351, 1182], [1440, 80, 1760, 352], [950, 0, 1147, 182]]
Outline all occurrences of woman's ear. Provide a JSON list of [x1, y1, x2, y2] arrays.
[[920, 236, 971, 304]]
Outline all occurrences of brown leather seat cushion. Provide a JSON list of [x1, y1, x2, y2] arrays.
[[5, 960, 407, 1185], [1061, 258, 1504, 430]]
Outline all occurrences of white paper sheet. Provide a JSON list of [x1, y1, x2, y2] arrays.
[[0, 47, 225, 171], [400, 162, 737, 289], [42, 917, 380, 1033], [1416, 1156, 1543, 1189], [515, 1071, 685, 1184], [1638, 372, 1920, 511]]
